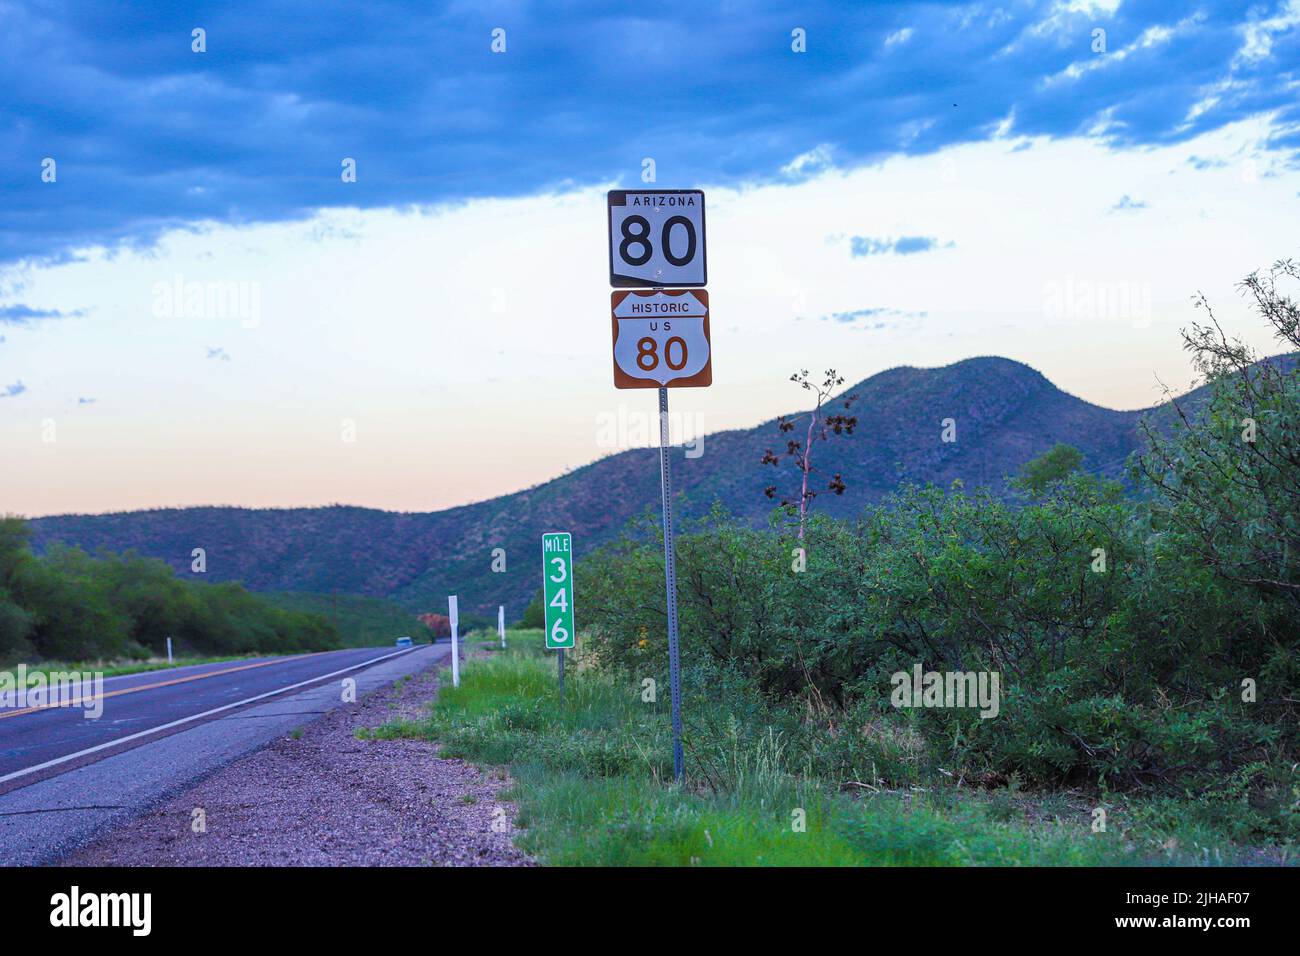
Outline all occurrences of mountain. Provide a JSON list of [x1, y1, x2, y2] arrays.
[[25, 356, 1201, 618]]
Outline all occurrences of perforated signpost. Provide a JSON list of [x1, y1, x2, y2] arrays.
[[542, 532, 574, 700], [607, 189, 712, 782]]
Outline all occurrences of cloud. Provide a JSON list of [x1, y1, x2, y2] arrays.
[[0, 1, 1296, 267], [1111, 194, 1148, 211], [824, 307, 928, 326], [850, 236, 951, 257], [1236, 0, 1300, 64], [782, 145, 836, 179], [1, 381, 27, 399], [0, 303, 83, 324]]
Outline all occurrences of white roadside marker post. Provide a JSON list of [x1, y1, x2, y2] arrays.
[[448, 594, 460, 688], [498, 605, 506, 649], [166, 636, 173, 664]]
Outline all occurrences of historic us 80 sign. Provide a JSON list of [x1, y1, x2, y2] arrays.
[[607, 189, 706, 287], [611, 289, 712, 389]]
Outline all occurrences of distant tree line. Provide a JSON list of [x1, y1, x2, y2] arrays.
[[0, 520, 341, 663]]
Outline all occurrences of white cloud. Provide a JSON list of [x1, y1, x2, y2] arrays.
[[1236, 0, 1300, 64], [1043, 15, 1202, 85], [781, 144, 836, 178]]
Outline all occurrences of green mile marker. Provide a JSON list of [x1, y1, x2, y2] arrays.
[[542, 532, 574, 699]]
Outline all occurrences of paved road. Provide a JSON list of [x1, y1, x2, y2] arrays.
[[0, 647, 419, 784], [0, 644, 447, 864]]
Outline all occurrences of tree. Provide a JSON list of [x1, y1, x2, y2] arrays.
[[418, 612, 452, 638], [520, 588, 544, 628], [1139, 257, 1300, 608], [1015, 443, 1084, 495], [760, 369, 858, 538]]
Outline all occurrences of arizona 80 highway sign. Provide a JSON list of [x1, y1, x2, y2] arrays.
[[607, 189, 706, 287], [610, 289, 711, 389]]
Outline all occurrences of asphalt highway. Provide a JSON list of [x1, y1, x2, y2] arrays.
[[0, 644, 446, 864]]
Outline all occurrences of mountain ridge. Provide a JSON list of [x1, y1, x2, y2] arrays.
[[24, 354, 1244, 617]]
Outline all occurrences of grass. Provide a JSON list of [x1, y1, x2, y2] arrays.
[[372, 629, 1286, 867]]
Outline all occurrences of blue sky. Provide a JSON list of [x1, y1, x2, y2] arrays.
[[3, 0, 1297, 269], [2, 1, 1299, 516]]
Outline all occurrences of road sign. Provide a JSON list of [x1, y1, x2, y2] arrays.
[[608, 190, 706, 287], [611, 289, 712, 389], [542, 533, 575, 649]]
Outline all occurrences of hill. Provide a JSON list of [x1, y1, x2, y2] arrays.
[[26, 356, 1215, 617]]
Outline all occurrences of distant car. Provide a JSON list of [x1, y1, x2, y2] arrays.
[[395, 636, 413, 647]]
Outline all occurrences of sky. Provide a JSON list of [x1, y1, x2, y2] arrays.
[[2, 0, 1299, 517]]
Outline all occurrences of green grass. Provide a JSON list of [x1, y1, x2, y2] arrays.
[[370, 628, 1284, 867]]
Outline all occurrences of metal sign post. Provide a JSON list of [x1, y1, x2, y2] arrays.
[[498, 604, 506, 649], [657, 387, 685, 782], [558, 647, 565, 702], [606, 189, 710, 786]]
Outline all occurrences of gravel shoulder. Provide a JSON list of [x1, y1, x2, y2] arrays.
[[62, 659, 533, 867]]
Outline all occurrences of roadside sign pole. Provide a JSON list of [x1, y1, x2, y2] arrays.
[[166, 636, 173, 664], [606, 190, 707, 787], [449, 595, 460, 688], [498, 605, 506, 649], [658, 385, 684, 782], [557, 648, 565, 703]]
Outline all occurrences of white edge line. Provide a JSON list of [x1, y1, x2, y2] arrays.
[[0, 645, 435, 787]]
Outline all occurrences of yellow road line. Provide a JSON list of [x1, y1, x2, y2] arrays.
[[0, 652, 332, 720]]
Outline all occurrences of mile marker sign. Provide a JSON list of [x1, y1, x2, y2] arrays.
[[608, 189, 706, 287], [542, 532, 575, 649], [611, 289, 712, 389]]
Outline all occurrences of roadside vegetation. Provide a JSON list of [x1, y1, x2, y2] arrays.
[[382, 260, 1298, 865], [380, 630, 1275, 865], [260, 590, 422, 647], [0, 524, 343, 666]]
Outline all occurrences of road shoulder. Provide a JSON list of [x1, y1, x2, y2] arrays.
[[61, 655, 532, 866]]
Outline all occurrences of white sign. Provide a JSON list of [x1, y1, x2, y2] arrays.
[[607, 190, 706, 287], [610, 290, 712, 389], [448, 594, 460, 688]]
